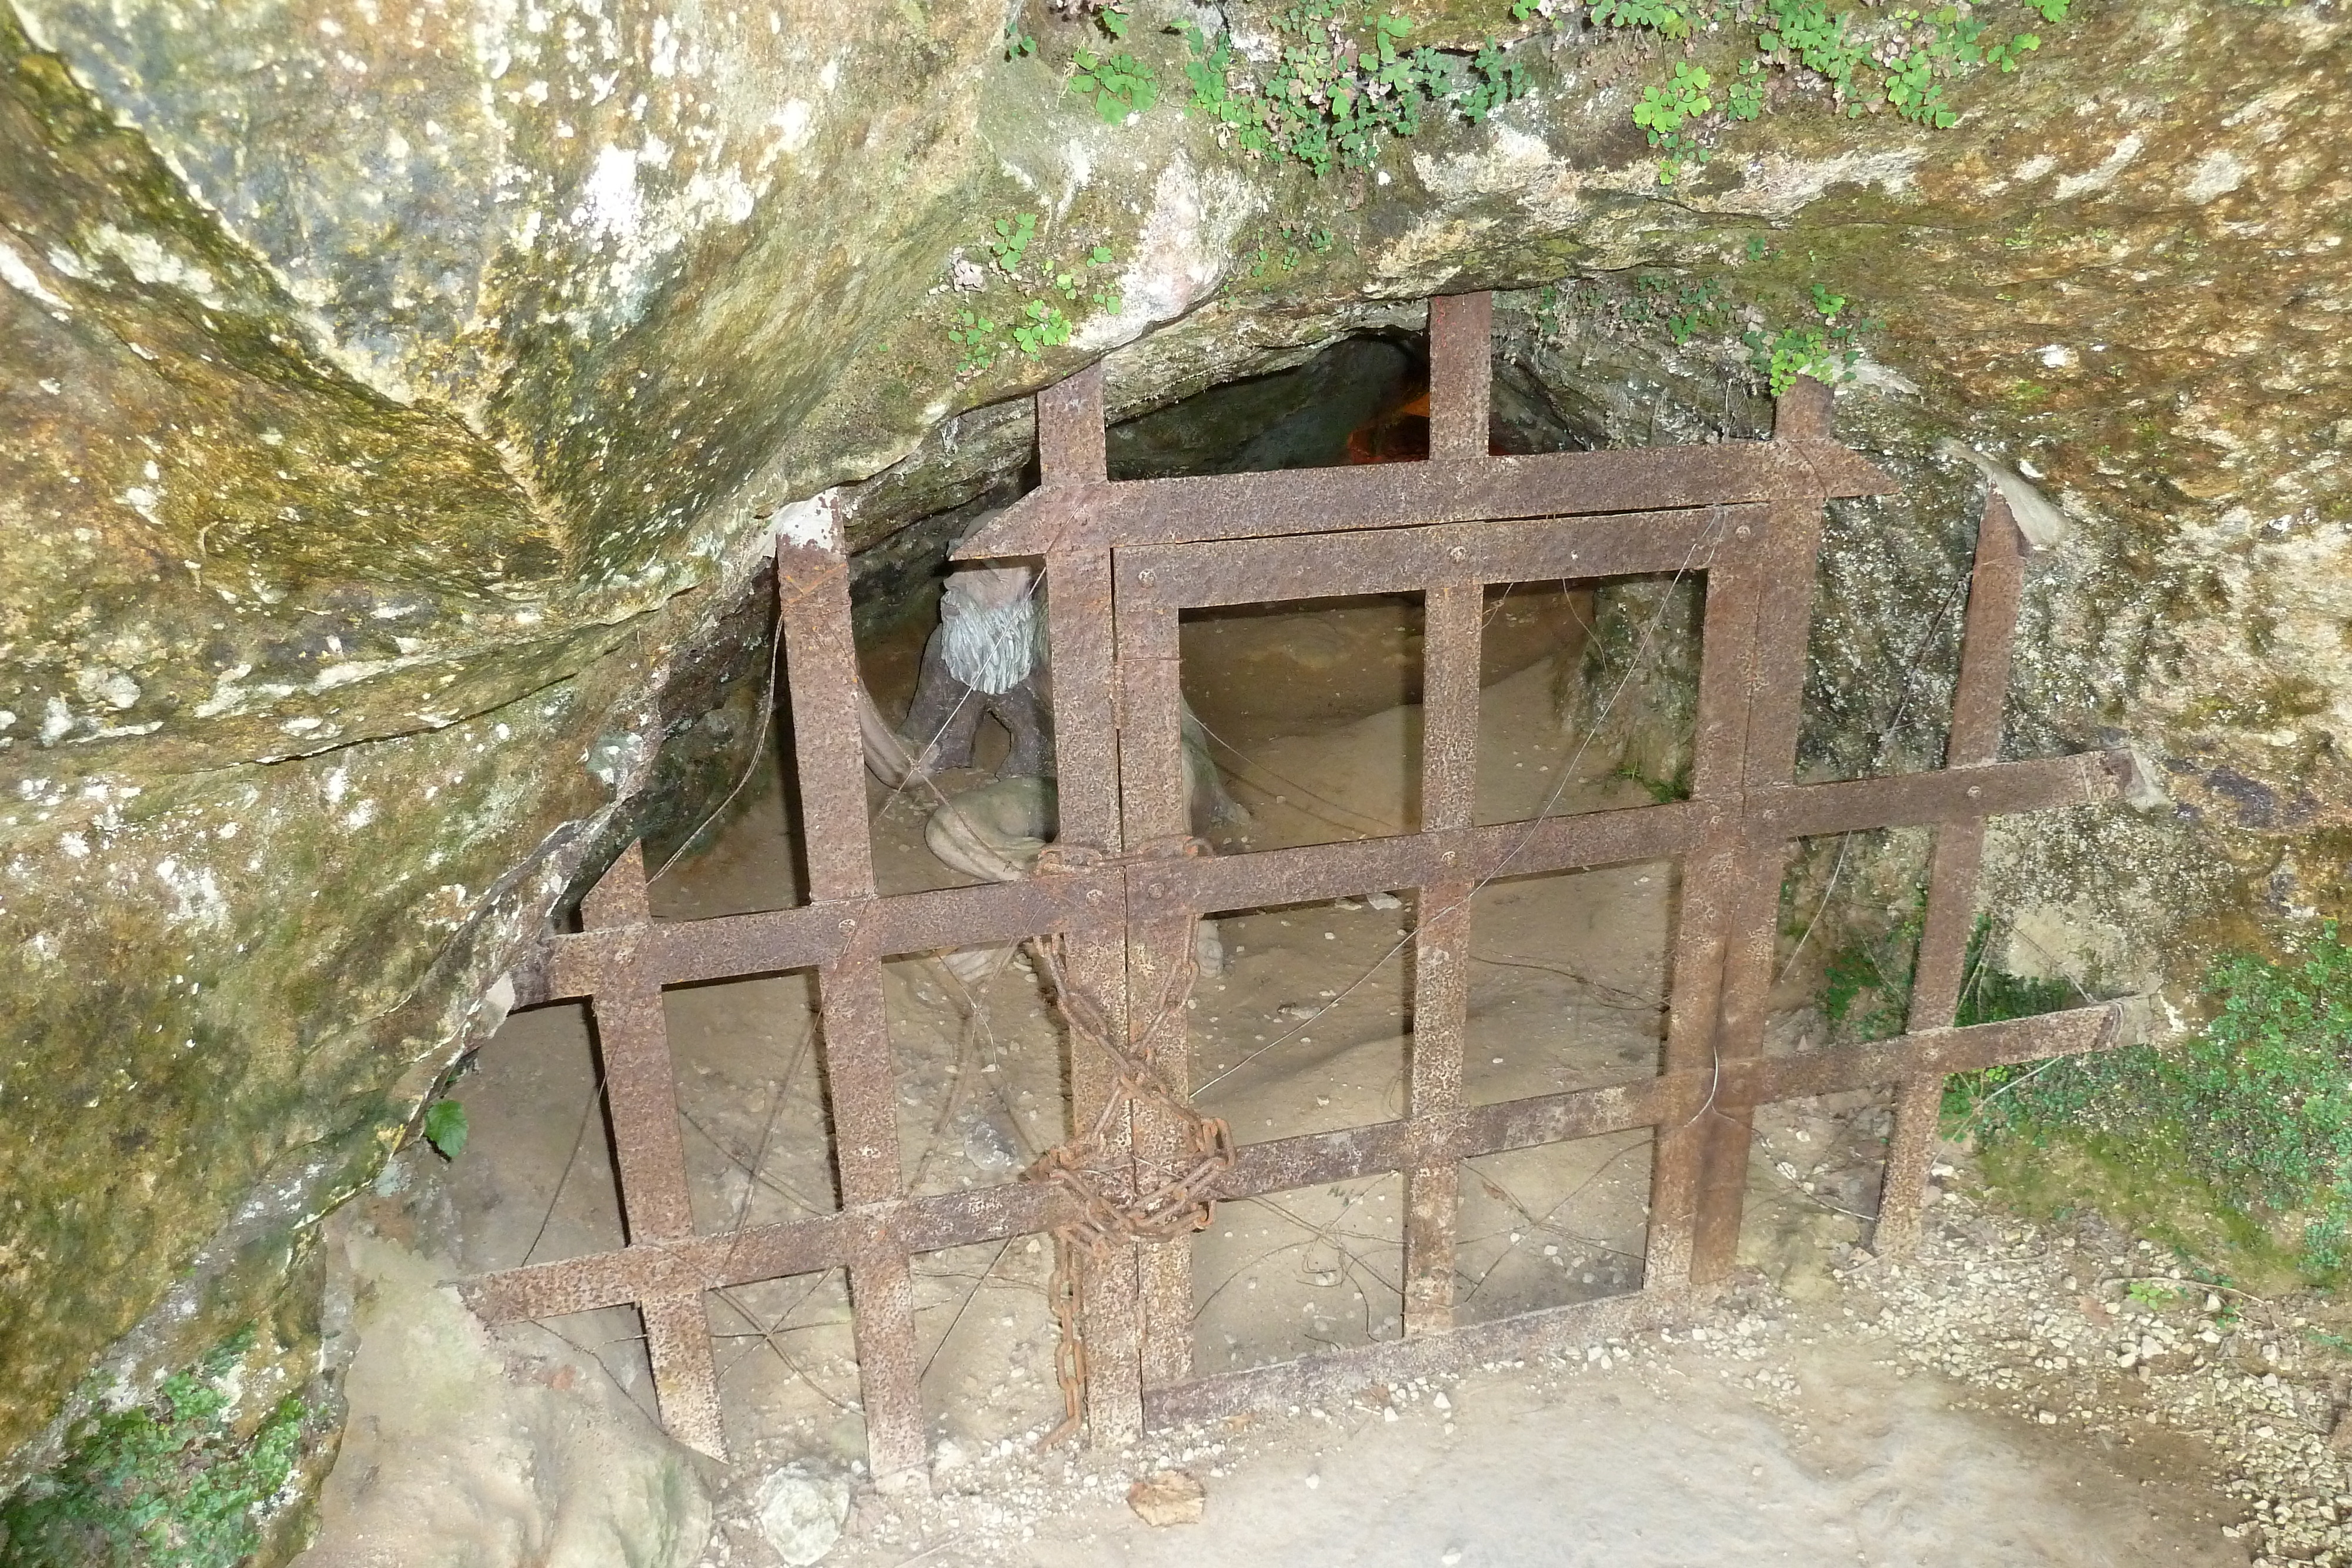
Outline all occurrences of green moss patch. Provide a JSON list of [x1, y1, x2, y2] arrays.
[[0, 1332, 309, 1568], [1952, 923, 2352, 1285]]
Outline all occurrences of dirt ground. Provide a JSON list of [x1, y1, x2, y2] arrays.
[[293, 584, 2348, 1568]]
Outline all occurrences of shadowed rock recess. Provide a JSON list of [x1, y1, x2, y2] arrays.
[[0, 0, 2344, 1533]]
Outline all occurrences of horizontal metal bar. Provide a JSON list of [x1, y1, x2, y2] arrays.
[[1142, 1283, 1688, 1426], [534, 873, 1112, 1001], [1135, 804, 1713, 925], [462, 1180, 1060, 1323], [528, 756, 2124, 1004], [1211, 1079, 1669, 1203], [956, 443, 1896, 559], [463, 1002, 2126, 1322], [1746, 751, 2127, 842], [1742, 1004, 2123, 1103], [1114, 507, 1748, 611]]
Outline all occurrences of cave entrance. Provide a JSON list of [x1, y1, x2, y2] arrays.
[[461, 293, 2137, 1477]]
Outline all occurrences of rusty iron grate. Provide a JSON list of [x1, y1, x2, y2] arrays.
[[466, 293, 2136, 1472]]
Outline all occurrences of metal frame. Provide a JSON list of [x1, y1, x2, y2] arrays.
[[469, 292, 2134, 1472]]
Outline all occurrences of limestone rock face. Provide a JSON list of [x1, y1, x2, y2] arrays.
[[1, 0, 2345, 1501]]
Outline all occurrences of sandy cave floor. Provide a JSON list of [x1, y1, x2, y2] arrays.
[[292, 588, 2352, 1567]]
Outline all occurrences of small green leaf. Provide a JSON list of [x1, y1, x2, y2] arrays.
[[423, 1099, 469, 1160]]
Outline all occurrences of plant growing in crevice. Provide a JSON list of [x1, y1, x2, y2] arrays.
[[1745, 281, 1877, 395], [1530, 267, 1879, 397], [1173, 4, 1532, 177], [1227, 220, 1344, 290], [423, 1096, 469, 1159], [1633, 61, 1714, 185], [947, 219, 1124, 375], [1536, 1, 2073, 185]]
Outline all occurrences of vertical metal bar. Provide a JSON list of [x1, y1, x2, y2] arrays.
[[776, 537, 927, 1476], [581, 850, 693, 1244], [1034, 370, 1146, 1443], [1114, 591, 1198, 1394], [596, 977, 698, 1242], [1878, 492, 2025, 1256], [1941, 494, 2026, 773], [1646, 537, 1765, 1292], [1417, 582, 1483, 835], [1403, 581, 1481, 1333], [581, 844, 654, 928], [1686, 845, 1788, 1282], [847, 1247, 929, 1480], [1039, 360, 1109, 484], [818, 950, 903, 1209], [1064, 921, 1143, 1444], [1428, 293, 1494, 462], [779, 542, 878, 903], [582, 847, 726, 1457], [1690, 404, 1832, 1282], [639, 1290, 729, 1459], [1049, 547, 1122, 854]]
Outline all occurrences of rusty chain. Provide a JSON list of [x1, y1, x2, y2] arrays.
[[1025, 837, 1236, 1447]]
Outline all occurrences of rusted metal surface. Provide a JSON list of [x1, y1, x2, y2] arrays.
[[954, 445, 1893, 559], [468, 292, 2137, 1472], [1428, 292, 1493, 460], [1877, 492, 2031, 1257], [1115, 506, 1745, 608], [1404, 577, 1482, 1337]]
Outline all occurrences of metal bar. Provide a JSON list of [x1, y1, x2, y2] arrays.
[[1144, 802, 1714, 924], [1745, 752, 2124, 841], [597, 978, 700, 1245], [1111, 592, 1200, 1393], [1690, 416, 1835, 1284], [1035, 362, 1144, 1441], [1646, 533, 1768, 1292], [1878, 491, 2029, 1257], [540, 876, 1104, 1000], [1117, 508, 1744, 611], [1038, 360, 1108, 486], [818, 946, 903, 1210], [1685, 845, 1786, 1283], [576, 848, 725, 1456], [581, 844, 653, 928], [1418, 583, 1483, 836], [1214, 1080, 1672, 1203], [1944, 493, 2026, 771], [955, 445, 1895, 560], [464, 1181, 1062, 1325], [534, 748, 2119, 1004], [1065, 920, 1145, 1443], [1744, 1005, 2122, 1102], [1047, 551, 1122, 853], [847, 1248, 928, 1482], [1428, 292, 1493, 461], [1403, 581, 1481, 1335], [639, 1290, 729, 1459], [777, 536, 928, 1476], [580, 851, 697, 1246], [466, 998, 2123, 1329], [778, 543, 877, 904]]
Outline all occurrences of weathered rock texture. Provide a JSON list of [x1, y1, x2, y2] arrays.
[[1, 0, 2344, 1512]]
